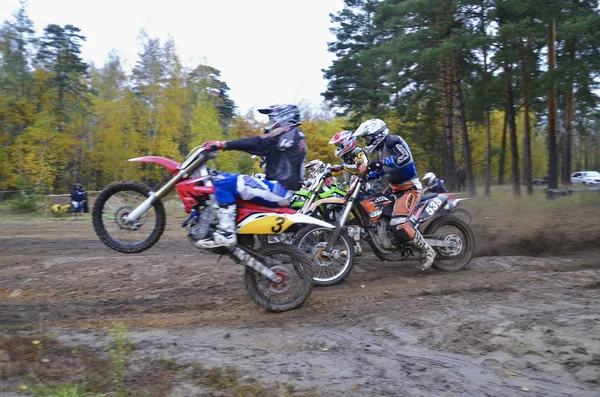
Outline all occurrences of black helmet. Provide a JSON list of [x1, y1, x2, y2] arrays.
[[258, 104, 301, 132], [73, 183, 82, 189]]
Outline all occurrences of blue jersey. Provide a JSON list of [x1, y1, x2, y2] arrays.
[[377, 135, 418, 184]]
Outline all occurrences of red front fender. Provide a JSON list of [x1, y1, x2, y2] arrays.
[[128, 156, 181, 174]]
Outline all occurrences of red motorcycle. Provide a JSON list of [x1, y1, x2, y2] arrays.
[[92, 146, 334, 312]]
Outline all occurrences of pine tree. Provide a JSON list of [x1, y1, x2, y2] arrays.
[[322, 0, 388, 123], [36, 24, 90, 125]]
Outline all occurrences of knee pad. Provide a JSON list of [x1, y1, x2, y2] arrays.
[[390, 217, 417, 242], [392, 226, 412, 243]]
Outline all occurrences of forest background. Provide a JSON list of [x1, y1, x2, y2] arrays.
[[1, 0, 599, 197]]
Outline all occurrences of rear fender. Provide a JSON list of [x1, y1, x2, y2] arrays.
[[237, 213, 334, 235], [444, 197, 470, 210], [129, 156, 181, 174], [414, 195, 450, 223]]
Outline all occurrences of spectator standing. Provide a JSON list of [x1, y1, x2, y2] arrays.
[[70, 183, 87, 220]]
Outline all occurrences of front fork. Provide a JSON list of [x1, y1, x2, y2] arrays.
[[230, 246, 282, 283], [325, 188, 358, 252], [124, 159, 209, 223], [325, 201, 354, 251]]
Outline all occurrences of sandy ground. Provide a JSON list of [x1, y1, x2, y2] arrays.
[[1, 203, 600, 396]]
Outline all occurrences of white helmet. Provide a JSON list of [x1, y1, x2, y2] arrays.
[[423, 172, 436, 185], [352, 119, 389, 153]]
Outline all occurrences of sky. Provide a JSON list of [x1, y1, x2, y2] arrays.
[[0, 0, 346, 117]]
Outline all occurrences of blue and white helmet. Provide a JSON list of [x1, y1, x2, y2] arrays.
[[258, 104, 301, 132], [352, 119, 389, 153]]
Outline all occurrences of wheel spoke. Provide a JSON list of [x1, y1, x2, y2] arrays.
[[296, 226, 352, 285]]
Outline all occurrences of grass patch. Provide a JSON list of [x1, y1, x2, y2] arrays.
[[32, 383, 105, 397], [189, 363, 317, 397], [0, 327, 171, 397], [0, 328, 319, 397], [463, 184, 600, 211]]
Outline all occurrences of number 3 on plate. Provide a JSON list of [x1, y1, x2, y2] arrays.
[[271, 217, 285, 233]]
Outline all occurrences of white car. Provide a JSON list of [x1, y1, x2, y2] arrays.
[[570, 171, 600, 186]]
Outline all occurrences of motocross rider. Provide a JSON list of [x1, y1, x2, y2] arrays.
[[328, 130, 369, 256], [198, 104, 307, 249], [353, 119, 436, 270], [329, 130, 369, 185], [423, 172, 449, 194]]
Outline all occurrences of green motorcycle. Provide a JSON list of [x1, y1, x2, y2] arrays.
[[259, 160, 347, 244], [258, 160, 356, 286]]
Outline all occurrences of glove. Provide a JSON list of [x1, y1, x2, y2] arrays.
[[202, 141, 226, 152], [331, 165, 343, 172], [368, 170, 384, 180], [367, 160, 383, 172]]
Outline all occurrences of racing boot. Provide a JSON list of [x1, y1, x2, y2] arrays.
[[354, 242, 363, 257], [410, 230, 436, 270], [196, 204, 237, 249], [348, 225, 363, 257]]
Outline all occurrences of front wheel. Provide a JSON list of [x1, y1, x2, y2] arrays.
[[244, 244, 314, 312], [293, 224, 355, 286], [92, 181, 166, 253], [424, 215, 474, 271]]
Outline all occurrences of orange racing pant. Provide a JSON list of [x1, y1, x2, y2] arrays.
[[387, 181, 423, 243]]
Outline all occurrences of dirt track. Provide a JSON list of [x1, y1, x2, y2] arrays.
[[1, 213, 600, 396]]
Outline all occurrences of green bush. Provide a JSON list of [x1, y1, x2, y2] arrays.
[[8, 192, 40, 212]]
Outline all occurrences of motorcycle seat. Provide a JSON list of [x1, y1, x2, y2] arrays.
[[419, 193, 438, 202], [237, 200, 296, 215]]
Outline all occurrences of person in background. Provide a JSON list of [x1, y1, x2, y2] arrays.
[[457, 165, 467, 192], [70, 183, 87, 220], [353, 119, 436, 271], [423, 172, 448, 193]]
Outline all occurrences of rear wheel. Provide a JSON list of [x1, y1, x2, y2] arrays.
[[293, 224, 354, 286], [244, 244, 314, 312], [424, 215, 474, 271], [449, 208, 472, 225], [92, 181, 166, 253]]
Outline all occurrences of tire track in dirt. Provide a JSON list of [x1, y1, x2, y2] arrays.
[[2, 219, 600, 396]]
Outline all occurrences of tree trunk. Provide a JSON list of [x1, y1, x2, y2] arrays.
[[484, 107, 492, 196], [441, 60, 456, 189], [452, 57, 476, 197], [574, 130, 581, 172], [520, 37, 533, 195], [584, 130, 589, 170], [501, 35, 521, 197], [562, 38, 575, 185], [498, 111, 508, 185], [547, 19, 559, 189], [481, 6, 491, 197]]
